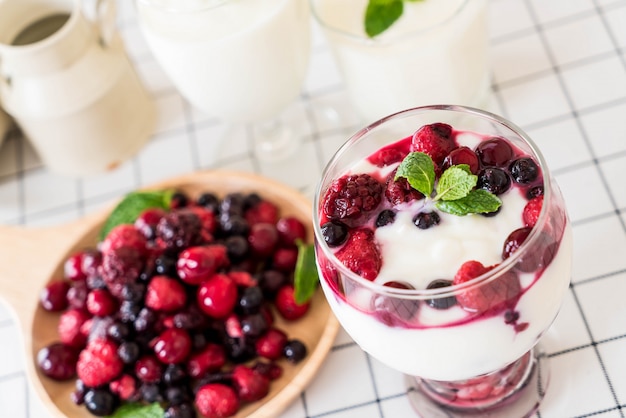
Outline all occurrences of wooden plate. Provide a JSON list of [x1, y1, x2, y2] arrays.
[[0, 170, 340, 418]]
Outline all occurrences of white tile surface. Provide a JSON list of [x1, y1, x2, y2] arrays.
[[0, 1, 625, 418]]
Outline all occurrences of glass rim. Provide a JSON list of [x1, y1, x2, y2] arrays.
[[310, 0, 471, 45], [135, 0, 231, 13], [312, 104, 554, 301]]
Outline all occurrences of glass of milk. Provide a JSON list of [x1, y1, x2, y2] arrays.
[[136, 0, 311, 161], [311, 0, 491, 123]]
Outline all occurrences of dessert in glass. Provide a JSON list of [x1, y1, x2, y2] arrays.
[[313, 105, 572, 417], [311, 0, 490, 123], [136, 0, 310, 161]]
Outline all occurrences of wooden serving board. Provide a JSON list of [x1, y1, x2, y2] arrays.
[[0, 170, 340, 418]]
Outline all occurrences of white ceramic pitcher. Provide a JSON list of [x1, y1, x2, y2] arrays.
[[0, 0, 156, 176], [0, 106, 11, 149]]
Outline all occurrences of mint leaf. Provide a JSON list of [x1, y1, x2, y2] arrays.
[[434, 165, 477, 201], [106, 403, 164, 418], [99, 190, 174, 240], [365, 0, 403, 38], [294, 240, 318, 305], [395, 152, 435, 197], [435, 189, 502, 216]]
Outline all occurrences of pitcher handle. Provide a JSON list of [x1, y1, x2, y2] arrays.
[[83, 0, 117, 48]]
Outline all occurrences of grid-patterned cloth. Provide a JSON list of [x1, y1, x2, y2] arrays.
[[0, 0, 625, 417]]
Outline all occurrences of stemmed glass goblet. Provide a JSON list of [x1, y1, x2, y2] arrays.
[[135, 0, 311, 162], [313, 105, 572, 417]]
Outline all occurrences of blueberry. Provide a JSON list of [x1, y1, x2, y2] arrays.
[[119, 300, 141, 322], [140, 383, 163, 403], [155, 253, 178, 277], [134, 308, 157, 332], [238, 286, 264, 314], [477, 167, 511, 195], [106, 321, 132, 342], [375, 210, 396, 228], [480, 206, 501, 218], [220, 215, 249, 236], [165, 403, 196, 418], [120, 282, 146, 302], [509, 157, 539, 184], [413, 211, 440, 230], [163, 364, 188, 387], [117, 341, 140, 364], [224, 337, 256, 363], [283, 339, 307, 363], [165, 386, 191, 406], [504, 310, 520, 324], [526, 185, 544, 200], [426, 280, 457, 310], [170, 191, 190, 209], [240, 313, 268, 338], [257, 270, 286, 298], [197, 192, 220, 212], [84, 389, 118, 416], [225, 235, 249, 262], [220, 193, 245, 215], [86, 275, 107, 290], [243, 193, 262, 210], [320, 221, 348, 247]]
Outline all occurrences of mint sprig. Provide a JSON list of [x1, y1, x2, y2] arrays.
[[99, 189, 175, 240], [294, 240, 319, 304], [395, 152, 501, 216], [106, 403, 164, 418], [365, 0, 424, 38]]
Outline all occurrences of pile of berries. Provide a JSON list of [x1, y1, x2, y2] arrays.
[[319, 123, 560, 323], [37, 190, 312, 418]]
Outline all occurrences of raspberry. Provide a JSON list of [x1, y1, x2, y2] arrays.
[[101, 224, 147, 256], [100, 246, 145, 298], [58, 309, 91, 348], [187, 343, 226, 378], [453, 261, 521, 314], [177, 245, 229, 285], [195, 384, 239, 418], [274, 284, 310, 320], [77, 339, 123, 387], [109, 374, 137, 401], [410, 123, 456, 166], [232, 365, 270, 402], [245, 200, 279, 226], [366, 136, 411, 167], [385, 169, 424, 205], [228, 271, 257, 287], [255, 328, 288, 360], [322, 174, 383, 221], [156, 209, 203, 250], [187, 206, 218, 234], [335, 228, 382, 281], [145, 275, 187, 312], [523, 196, 543, 228], [197, 273, 238, 318]]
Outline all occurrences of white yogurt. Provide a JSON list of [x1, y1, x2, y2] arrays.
[[136, 0, 310, 123], [312, 0, 490, 123], [320, 226, 572, 381]]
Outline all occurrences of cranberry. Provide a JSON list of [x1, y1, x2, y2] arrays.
[[375, 210, 396, 228], [509, 157, 539, 184], [232, 365, 269, 402], [413, 211, 441, 230], [67, 281, 88, 310], [177, 245, 228, 285], [248, 223, 279, 257], [145, 275, 187, 312], [255, 328, 288, 360], [135, 355, 163, 383], [187, 343, 226, 378], [272, 247, 298, 272], [257, 270, 286, 299], [58, 309, 90, 348], [283, 339, 307, 363], [276, 217, 307, 246], [153, 328, 192, 365], [475, 137, 514, 167], [426, 279, 457, 310], [37, 343, 79, 381], [275, 285, 310, 320], [245, 200, 279, 226], [443, 146, 480, 174], [373, 281, 419, 326], [81, 250, 102, 278], [64, 252, 88, 282], [86, 289, 117, 317], [197, 274, 238, 319], [477, 167, 511, 195], [320, 221, 348, 247], [503, 228, 558, 273], [40, 280, 70, 312], [502, 227, 532, 261]]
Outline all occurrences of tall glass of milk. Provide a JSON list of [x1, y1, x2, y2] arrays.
[[311, 0, 490, 123], [136, 0, 311, 161]]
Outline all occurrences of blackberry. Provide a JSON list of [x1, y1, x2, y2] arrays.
[[375, 210, 396, 227], [320, 221, 348, 247], [509, 157, 539, 184], [413, 211, 441, 230], [84, 388, 119, 416], [322, 173, 383, 221], [426, 280, 457, 310], [101, 247, 144, 291], [283, 339, 307, 363], [156, 209, 203, 250], [477, 167, 511, 195]]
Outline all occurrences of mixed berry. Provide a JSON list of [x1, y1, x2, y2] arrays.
[[37, 190, 312, 417], [319, 123, 566, 328]]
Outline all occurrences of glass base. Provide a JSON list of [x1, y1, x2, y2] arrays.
[[251, 119, 300, 162], [405, 348, 548, 417]]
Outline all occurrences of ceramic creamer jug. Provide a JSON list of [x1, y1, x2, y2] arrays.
[[0, 106, 10, 149], [0, 0, 156, 176]]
